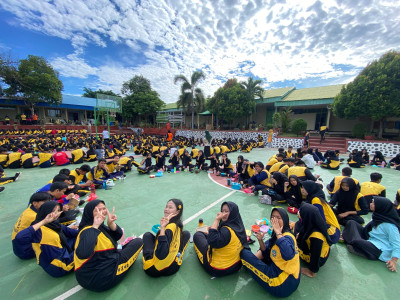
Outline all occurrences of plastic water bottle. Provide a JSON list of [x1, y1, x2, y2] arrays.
[[103, 181, 107, 190], [381, 161, 385, 168], [174, 167, 176, 173], [187, 166, 189, 172], [198, 218, 204, 227], [90, 184, 96, 194]]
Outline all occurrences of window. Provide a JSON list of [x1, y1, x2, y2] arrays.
[[47, 109, 62, 117]]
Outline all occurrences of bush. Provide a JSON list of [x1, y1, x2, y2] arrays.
[[291, 118, 307, 136], [266, 123, 274, 130], [352, 123, 367, 139]]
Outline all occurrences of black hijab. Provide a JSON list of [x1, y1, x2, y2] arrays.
[[365, 197, 400, 234], [335, 177, 360, 213], [272, 172, 288, 184], [35, 201, 72, 252], [236, 155, 244, 173], [374, 151, 385, 161], [219, 201, 248, 248], [265, 208, 291, 264], [79, 199, 118, 248], [302, 180, 327, 203], [297, 203, 333, 251]]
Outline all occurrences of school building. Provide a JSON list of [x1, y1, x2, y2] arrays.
[[0, 95, 96, 125], [157, 84, 400, 137]]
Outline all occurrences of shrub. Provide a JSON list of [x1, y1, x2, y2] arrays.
[[352, 123, 367, 139], [291, 118, 307, 136], [266, 123, 274, 130]]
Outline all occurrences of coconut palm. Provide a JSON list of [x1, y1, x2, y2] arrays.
[[240, 77, 264, 128], [174, 71, 205, 129]]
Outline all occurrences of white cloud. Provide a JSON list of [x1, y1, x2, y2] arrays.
[[1, 0, 399, 102]]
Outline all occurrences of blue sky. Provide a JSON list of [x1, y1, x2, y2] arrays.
[[1, 0, 399, 103]]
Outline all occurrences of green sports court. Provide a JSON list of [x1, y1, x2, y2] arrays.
[[1, 148, 399, 299]]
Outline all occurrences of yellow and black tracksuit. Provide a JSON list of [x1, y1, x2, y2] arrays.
[[12, 205, 38, 259], [266, 158, 278, 171], [0, 154, 8, 168], [118, 156, 132, 172], [269, 162, 285, 174], [298, 231, 330, 273], [193, 226, 243, 277], [287, 166, 317, 181], [71, 149, 84, 164], [18, 225, 77, 277], [190, 148, 199, 159], [241, 233, 300, 297], [6, 152, 22, 169], [143, 223, 190, 277], [87, 166, 109, 185], [320, 157, 340, 170], [249, 169, 272, 192], [84, 148, 97, 162], [360, 181, 386, 205], [327, 176, 359, 195], [21, 153, 38, 168], [38, 153, 54, 168], [310, 197, 341, 244], [74, 225, 143, 292]]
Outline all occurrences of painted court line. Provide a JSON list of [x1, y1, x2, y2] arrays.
[[53, 189, 236, 300], [207, 173, 245, 194]]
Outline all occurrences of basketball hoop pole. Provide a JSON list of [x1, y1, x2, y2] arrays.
[[107, 110, 110, 134]]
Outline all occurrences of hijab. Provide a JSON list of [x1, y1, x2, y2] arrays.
[[335, 177, 360, 213], [34, 201, 72, 252], [297, 203, 333, 251], [272, 172, 288, 185], [365, 197, 400, 234], [236, 155, 244, 173], [219, 201, 248, 247], [288, 175, 303, 206], [373, 151, 385, 161], [265, 208, 291, 264], [79, 199, 118, 248], [301, 180, 327, 204]]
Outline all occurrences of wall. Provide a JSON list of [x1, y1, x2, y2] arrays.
[[292, 113, 315, 130], [347, 139, 400, 157], [252, 104, 267, 125], [175, 129, 304, 148], [329, 116, 368, 132]]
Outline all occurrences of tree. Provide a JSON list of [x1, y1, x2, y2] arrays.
[[174, 71, 205, 129], [121, 75, 164, 124], [291, 118, 307, 136], [82, 87, 119, 98], [240, 77, 264, 127], [332, 50, 400, 138], [0, 55, 63, 114], [280, 107, 292, 133], [207, 79, 256, 128]]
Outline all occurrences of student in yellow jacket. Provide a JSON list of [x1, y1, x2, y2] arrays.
[[142, 199, 190, 277], [193, 201, 247, 277]]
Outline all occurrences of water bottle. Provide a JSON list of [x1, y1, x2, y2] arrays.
[[174, 167, 176, 173], [90, 184, 96, 194], [227, 178, 231, 186], [198, 218, 203, 227], [103, 181, 107, 190], [381, 161, 385, 168], [187, 166, 189, 172]]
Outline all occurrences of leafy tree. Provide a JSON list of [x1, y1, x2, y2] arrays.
[[291, 118, 307, 136], [82, 87, 119, 98], [280, 107, 292, 133], [207, 79, 256, 128], [121, 75, 164, 124], [352, 123, 367, 139], [0, 55, 63, 114], [272, 112, 281, 128], [240, 77, 264, 127], [174, 70, 205, 129], [332, 50, 400, 138]]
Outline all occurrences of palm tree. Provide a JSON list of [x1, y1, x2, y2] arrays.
[[174, 71, 205, 129], [240, 77, 264, 128]]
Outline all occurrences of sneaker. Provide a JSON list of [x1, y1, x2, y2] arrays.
[[14, 172, 21, 181], [0, 187, 5, 192]]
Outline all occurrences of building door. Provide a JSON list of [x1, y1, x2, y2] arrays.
[[314, 110, 327, 130], [68, 112, 80, 123], [266, 108, 274, 125]]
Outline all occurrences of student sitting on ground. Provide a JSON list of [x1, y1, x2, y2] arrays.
[[181, 150, 194, 171], [0, 165, 21, 187], [329, 177, 368, 226], [38, 147, 55, 168], [361, 149, 370, 165], [6, 148, 22, 169], [301, 149, 316, 169], [348, 149, 365, 168], [68, 164, 93, 190], [284, 175, 304, 208], [71, 146, 84, 164], [74, 200, 143, 292], [301, 181, 341, 244], [53, 148, 70, 166], [207, 152, 220, 173], [320, 150, 340, 170], [84, 146, 97, 162], [167, 150, 181, 172], [118, 156, 134, 172], [238, 159, 255, 188], [360, 172, 386, 206], [87, 159, 110, 187], [196, 150, 207, 170], [342, 197, 400, 272], [267, 172, 289, 204], [17, 201, 78, 277], [218, 153, 234, 176], [106, 156, 125, 179], [249, 162, 272, 196], [154, 152, 166, 171], [326, 167, 359, 195], [370, 151, 386, 166], [241, 208, 300, 297], [193, 201, 247, 277], [143, 199, 190, 277], [389, 154, 400, 170], [21, 149, 38, 168], [295, 203, 332, 278], [288, 160, 320, 182], [12, 192, 52, 259]]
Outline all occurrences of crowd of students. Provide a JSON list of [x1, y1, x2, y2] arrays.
[[5, 130, 400, 297]]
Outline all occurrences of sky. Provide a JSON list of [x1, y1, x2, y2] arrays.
[[0, 0, 399, 104]]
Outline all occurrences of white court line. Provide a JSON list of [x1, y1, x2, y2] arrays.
[[53, 189, 236, 300], [207, 173, 246, 194]]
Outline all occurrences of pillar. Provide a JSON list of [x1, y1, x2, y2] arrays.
[[326, 106, 331, 128]]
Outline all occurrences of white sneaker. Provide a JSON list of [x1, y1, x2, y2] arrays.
[[14, 172, 21, 181]]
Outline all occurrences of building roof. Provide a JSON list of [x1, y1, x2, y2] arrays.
[[262, 87, 295, 99], [281, 84, 344, 102], [163, 103, 178, 110]]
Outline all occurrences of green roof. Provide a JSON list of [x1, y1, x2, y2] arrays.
[[262, 87, 295, 99], [163, 103, 178, 110], [281, 84, 344, 102]]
